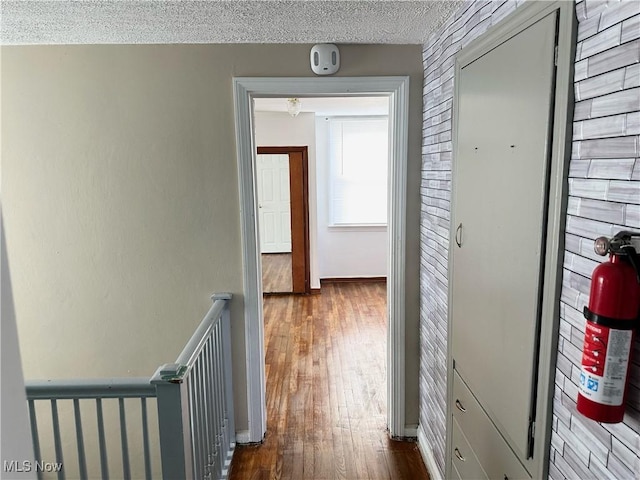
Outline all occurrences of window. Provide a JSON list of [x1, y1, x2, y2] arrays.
[[328, 117, 389, 226]]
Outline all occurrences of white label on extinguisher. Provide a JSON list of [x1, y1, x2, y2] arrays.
[[579, 326, 633, 406]]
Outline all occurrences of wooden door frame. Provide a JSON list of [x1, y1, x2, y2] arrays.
[[257, 146, 310, 294]]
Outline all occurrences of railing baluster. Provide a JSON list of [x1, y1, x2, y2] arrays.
[[212, 331, 222, 477], [96, 398, 109, 480], [220, 296, 236, 475], [194, 361, 201, 477], [221, 323, 229, 474], [199, 350, 210, 479], [118, 398, 131, 480], [189, 373, 200, 479], [191, 364, 198, 478], [208, 339, 215, 471], [73, 399, 88, 479], [201, 340, 209, 469], [219, 324, 227, 448], [204, 332, 212, 477], [198, 356, 207, 478], [215, 323, 224, 477], [28, 400, 43, 480], [205, 337, 218, 475], [141, 398, 152, 480], [50, 400, 65, 480], [199, 357, 207, 478]]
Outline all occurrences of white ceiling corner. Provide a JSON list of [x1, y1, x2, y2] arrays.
[[1, 0, 464, 45]]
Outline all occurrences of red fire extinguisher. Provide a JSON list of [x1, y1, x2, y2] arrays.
[[577, 231, 640, 423]]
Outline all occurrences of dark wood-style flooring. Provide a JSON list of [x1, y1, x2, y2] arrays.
[[262, 253, 293, 293], [229, 282, 429, 480]]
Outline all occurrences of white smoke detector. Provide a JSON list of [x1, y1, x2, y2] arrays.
[[310, 44, 340, 75]]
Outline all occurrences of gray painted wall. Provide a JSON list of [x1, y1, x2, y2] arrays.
[[2, 44, 424, 435], [419, 0, 639, 479], [1, 210, 36, 477]]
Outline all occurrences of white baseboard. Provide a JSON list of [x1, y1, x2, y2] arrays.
[[235, 430, 251, 444], [417, 424, 443, 480]]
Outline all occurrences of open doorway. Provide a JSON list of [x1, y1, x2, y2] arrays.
[[253, 99, 391, 452], [255, 146, 310, 294], [233, 76, 410, 444], [254, 98, 390, 296]]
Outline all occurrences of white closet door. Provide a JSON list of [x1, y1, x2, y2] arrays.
[[451, 11, 557, 459], [256, 154, 292, 253]]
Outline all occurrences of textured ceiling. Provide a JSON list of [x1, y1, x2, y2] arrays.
[[1, 1, 463, 45]]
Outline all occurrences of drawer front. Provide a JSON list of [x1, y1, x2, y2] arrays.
[[452, 418, 488, 480], [453, 371, 531, 480]]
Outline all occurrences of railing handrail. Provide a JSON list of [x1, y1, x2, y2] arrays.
[[175, 293, 232, 369], [26, 378, 156, 400]]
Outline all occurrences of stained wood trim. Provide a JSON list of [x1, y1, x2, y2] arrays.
[[257, 146, 307, 154], [321, 277, 387, 284], [257, 146, 310, 294], [289, 150, 309, 294]]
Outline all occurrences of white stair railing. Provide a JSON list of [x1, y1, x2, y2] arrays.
[[26, 379, 157, 480], [151, 293, 235, 480], [25, 293, 235, 480]]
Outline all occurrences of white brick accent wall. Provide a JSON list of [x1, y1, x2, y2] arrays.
[[419, 1, 640, 479]]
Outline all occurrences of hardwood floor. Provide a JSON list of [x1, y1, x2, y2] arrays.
[[229, 282, 429, 480], [262, 253, 293, 293]]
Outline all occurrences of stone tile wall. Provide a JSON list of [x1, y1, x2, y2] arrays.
[[551, 0, 639, 478], [419, 1, 640, 479]]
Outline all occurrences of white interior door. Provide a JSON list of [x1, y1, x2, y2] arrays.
[[256, 154, 292, 253]]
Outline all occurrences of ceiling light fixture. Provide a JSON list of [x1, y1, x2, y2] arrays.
[[287, 98, 301, 117]]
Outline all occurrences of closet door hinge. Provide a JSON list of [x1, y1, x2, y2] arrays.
[[554, 45, 559, 66], [527, 420, 536, 458]]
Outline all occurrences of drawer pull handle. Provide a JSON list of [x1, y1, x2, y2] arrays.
[[455, 399, 466, 412], [454, 448, 465, 462]]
